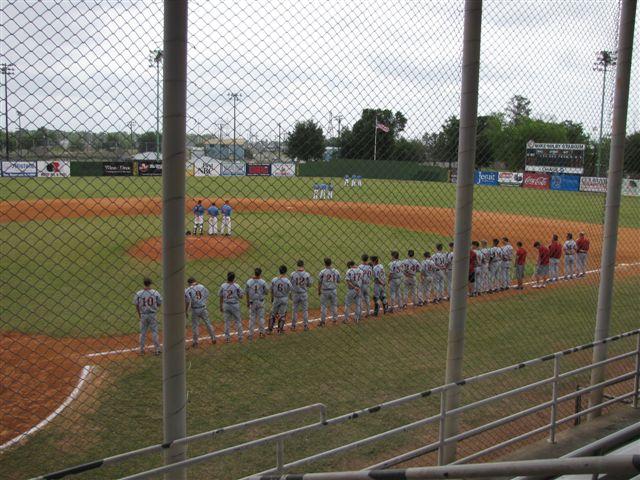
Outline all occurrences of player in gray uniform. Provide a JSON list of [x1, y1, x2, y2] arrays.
[[403, 250, 421, 307], [445, 242, 454, 300], [488, 238, 502, 293], [344, 260, 362, 323], [420, 251, 435, 304], [473, 247, 485, 296], [563, 232, 577, 279], [318, 257, 340, 326], [388, 251, 403, 312], [246, 268, 268, 339], [219, 271, 244, 343], [290, 260, 312, 331], [358, 254, 373, 317], [479, 240, 491, 294], [371, 256, 388, 316], [431, 244, 447, 303], [269, 265, 292, 334], [185, 277, 215, 348], [500, 237, 514, 291], [134, 278, 162, 355]]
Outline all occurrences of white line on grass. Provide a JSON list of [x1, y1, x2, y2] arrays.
[[85, 262, 640, 359], [0, 365, 95, 453]]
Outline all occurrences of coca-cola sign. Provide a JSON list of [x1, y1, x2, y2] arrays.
[[523, 172, 550, 190]]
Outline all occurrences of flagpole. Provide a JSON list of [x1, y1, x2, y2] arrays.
[[373, 114, 378, 161]]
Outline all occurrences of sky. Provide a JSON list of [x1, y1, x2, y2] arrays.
[[1, 0, 639, 141]]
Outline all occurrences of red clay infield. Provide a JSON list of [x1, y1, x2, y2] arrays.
[[1, 195, 639, 448], [128, 235, 250, 261]]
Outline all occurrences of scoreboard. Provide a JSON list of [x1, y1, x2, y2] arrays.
[[525, 141, 585, 175]]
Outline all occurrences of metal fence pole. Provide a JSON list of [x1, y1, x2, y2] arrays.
[[162, 0, 189, 478], [437, 390, 447, 465], [634, 335, 640, 409], [441, 0, 483, 464], [588, 0, 637, 420], [548, 356, 560, 443]]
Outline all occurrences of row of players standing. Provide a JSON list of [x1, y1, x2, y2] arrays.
[[191, 199, 233, 236], [344, 175, 363, 187]]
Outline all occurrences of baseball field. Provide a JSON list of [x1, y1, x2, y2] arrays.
[[1, 175, 639, 479]]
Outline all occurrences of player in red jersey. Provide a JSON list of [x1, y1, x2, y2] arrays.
[[576, 232, 590, 278], [548, 234, 562, 282], [514, 241, 527, 290], [533, 241, 550, 288]]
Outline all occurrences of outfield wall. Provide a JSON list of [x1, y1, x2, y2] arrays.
[[298, 159, 449, 182]]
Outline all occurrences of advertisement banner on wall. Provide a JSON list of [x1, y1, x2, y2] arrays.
[[37, 160, 71, 177], [498, 171, 523, 186], [103, 161, 133, 176], [271, 162, 296, 177], [1, 161, 37, 177], [580, 176, 607, 193], [137, 161, 163, 176], [622, 178, 640, 197], [522, 172, 550, 190], [550, 174, 581, 192], [246, 164, 271, 176], [220, 161, 246, 176], [474, 170, 499, 186], [193, 157, 220, 177]]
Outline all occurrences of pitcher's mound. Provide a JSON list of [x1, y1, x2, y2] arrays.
[[129, 235, 250, 261]]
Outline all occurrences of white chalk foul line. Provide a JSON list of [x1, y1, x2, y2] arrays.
[[0, 365, 94, 453], [85, 261, 640, 359]]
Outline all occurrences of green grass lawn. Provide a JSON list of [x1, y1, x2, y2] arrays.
[[1, 212, 448, 337], [1, 276, 637, 479], [2, 176, 639, 227]]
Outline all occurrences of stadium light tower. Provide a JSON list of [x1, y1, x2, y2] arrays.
[[228, 92, 243, 162], [2, 63, 15, 161], [148, 49, 163, 160], [593, 50, 616, 177]]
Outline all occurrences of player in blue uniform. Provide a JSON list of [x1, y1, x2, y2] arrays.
[[221, 200, 232, 236], [207, 202, 219, 235], [193, 200, 205, 235]]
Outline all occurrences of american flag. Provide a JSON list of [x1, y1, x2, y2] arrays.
[[376, 122, 390, 133]]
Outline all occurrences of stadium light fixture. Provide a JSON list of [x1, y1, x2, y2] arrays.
[[227, 92, 244, 162], [1, 63, 16, 162], [148, 49, 163, 161], [593, 50, 617, 177]]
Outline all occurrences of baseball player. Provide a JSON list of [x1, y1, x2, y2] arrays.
[[403, 250, 421, 307], [468, 241, 479, 296], [221, 200, 232, 236], [576, 232, 590, 277], [185, 277, 215, 348], [357, 175, 363, 187], [350, 174, 357, 187], [344, 174, 350, 187], [318, 257, 340, 325], [344, 260, 362, 323], [420, 251, 436, 304], [327, 182, 334, 200], [371, 255, 388, 316], [500, 237, 514, 290], [358, 254, 373, 317], [445, 242, 454, 300], [473, 242, 484, 296], [548, 234, 562, 282], [388, 251, 404, 311], [246, 268, 268, 339], [488, 238, 502, 293], [312, 182, 319, 200], [563, 232, 577, 279], [290, 260, 312, 331], [533, 241, 550, 288], [193, 200, 205, 235], [431, 243, 447, 303], [478, 240, 491, 294], [269, 265, 292, 334], [514, 241, 527, 290], [219, 271, 244, 343], [207, 201, 219, 235], [133, 278, 162, 355]]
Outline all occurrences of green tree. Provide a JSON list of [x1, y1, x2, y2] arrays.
[[506, 95, 531, 125], [287, 120, 325, 161], [394, 138, 426, 162], [341, 109, 407, 160], [137, 131, 161, 152]]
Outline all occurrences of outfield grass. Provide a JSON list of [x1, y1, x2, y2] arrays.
[[1, 276, 637, 479], [1, 212, 448, 337], [2, 176, 639, 228]]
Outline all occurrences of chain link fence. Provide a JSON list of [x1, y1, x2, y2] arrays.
[[1, 1, 639, 478]]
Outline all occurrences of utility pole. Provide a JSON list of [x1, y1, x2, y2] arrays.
[[2, 63, 15, 162], [17, 110, 22, 158], [127, 120, 137, 151], [228, 92, 243, 162], [149, 49, 163, 160], [278, 123, 281, 161], [593, 50, 617, 177]]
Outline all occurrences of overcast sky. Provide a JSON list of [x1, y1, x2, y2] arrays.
[[2, 0, 638, 140]]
